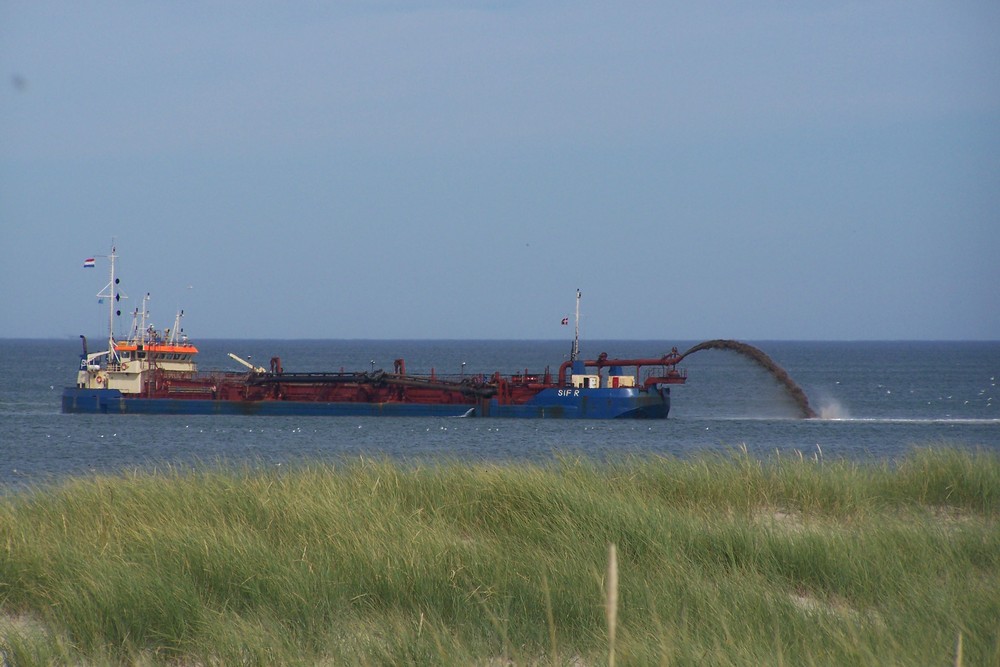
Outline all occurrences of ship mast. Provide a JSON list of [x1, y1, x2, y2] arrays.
[[570, 289, 581, 361], [95, 242, 125, 363]]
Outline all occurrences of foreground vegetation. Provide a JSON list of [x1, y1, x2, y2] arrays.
[[1, 446, 998, 665]]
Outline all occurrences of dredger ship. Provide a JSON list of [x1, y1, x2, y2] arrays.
[[62, 249, 686, 418]]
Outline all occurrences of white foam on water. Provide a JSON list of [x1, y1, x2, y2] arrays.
[[817, 399, 850, 420]]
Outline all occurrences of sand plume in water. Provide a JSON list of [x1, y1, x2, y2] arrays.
[[680, 339, 817, 419]]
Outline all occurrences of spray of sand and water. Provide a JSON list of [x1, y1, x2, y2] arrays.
[[680, 339, 818, 419]]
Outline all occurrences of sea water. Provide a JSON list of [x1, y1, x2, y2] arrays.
[[1, 339, 998, 490]]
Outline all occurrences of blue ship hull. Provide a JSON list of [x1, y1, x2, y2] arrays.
[[61, 387, 670, 419]]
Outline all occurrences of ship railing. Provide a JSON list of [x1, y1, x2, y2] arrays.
[[422, 372, 492, 384], [418, 372, 553, 387], [642, 367, 687, 384], [166, 385, 214, 394]]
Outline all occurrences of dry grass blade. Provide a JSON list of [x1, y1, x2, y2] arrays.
[[606, 542, 618, 667]]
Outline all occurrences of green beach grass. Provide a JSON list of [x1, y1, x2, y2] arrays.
[[1, 446, 998, 665]]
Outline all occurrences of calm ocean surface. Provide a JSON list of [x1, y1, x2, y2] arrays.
[[2, 339, 998, 491]]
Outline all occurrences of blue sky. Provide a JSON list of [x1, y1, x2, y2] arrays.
[[2, 2, 998, 340]]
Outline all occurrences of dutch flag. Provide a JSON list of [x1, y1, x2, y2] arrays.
[[83, 258, 96, 268]]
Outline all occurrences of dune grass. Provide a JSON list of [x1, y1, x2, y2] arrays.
[[1, 446, 998, 665]]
